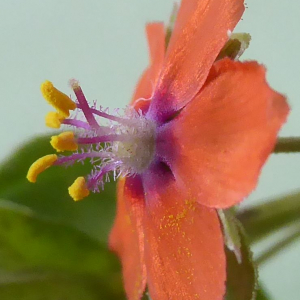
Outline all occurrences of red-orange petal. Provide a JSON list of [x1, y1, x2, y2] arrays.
[[109, 177, 146, 300], [131, 23, 165, 108], [148, 0, 245, 122], [142, 166, 226, 300], [157, 59, 289, 208]]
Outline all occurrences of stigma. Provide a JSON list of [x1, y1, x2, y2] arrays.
[[27, 80, 157, 201]]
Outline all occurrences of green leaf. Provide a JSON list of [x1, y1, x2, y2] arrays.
[[0, 200, 120, 277], [0, 271, 123, 300], [0, 135, 117, 243], [256, 227, 300, 265], [225, 219, 257, 300], [0, 199, 125, 299], [237, 191, 300, 243]]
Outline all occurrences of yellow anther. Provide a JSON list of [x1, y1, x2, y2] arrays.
[[50, 131, 78, 152], [27, 154, 57, 183], [45, 111, 65, 128], [68, 177, 90, 201], [41, 81, 76, 117]]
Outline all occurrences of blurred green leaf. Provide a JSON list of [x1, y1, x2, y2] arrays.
[[0, 271, 123, 300], [0, 199, 125, 299], [0, 135, 117, 243], [0, 200, 118, 276], [237, 192, 300, 243], [256, 227, 300, 265], [225, 220, 257, 300]]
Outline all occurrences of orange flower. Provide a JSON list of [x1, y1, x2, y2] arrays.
[[109, 1, 289, 300], [27, 0, 289, 299]]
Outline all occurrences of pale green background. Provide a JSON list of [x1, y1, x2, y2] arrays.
[[0, 0, 299, 299]]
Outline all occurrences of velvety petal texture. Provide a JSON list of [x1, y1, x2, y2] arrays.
[[148, 0, 245, 122], [109, 177, 147, 300], [108, 1, 289, 299], [142, 166, 226, 300], [157, 59, 289, 208]]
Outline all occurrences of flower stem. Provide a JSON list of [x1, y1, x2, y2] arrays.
[[274, 137, 300, 153]]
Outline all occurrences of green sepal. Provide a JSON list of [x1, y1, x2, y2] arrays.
[[165, 3, 179, 49], [217, 33, 251, 61], [256, 284, 272, 300], [222, 212, 258, 300], [218, 209, 242, 263]]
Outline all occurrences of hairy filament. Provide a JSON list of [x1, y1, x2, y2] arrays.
[[70, 80, 99, 128], [90, 108, 130, 124], [55, 152, 112, 165], [63, 119, 91, 129], [87, 163, 119, 190], [77, 134, 128, 145]]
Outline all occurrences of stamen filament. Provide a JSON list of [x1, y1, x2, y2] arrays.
[[55, 152, 112, 165], [63, 119, 91, 129], [77, 134, 127, 145], [87, 163, 118, 190], [70, 79, 100, 129], [90, 108, 130, 125]]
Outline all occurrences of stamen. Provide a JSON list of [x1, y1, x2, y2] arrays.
[[70, 79, 100, 128], [50, 131, 78, 152], [87, 163, 118, 191], [77, 134, 127, 145], [27, 154, 58, 183], [62, 119, 91, 129], [41, 81, 76, 117], [45, 111, 65, 128], [54, 152, 112, 165], [89, 108, 131, 125], [29, 80, 158, 200], [68, 177, 90, 201]]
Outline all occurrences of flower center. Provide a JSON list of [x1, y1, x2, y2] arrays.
[[75, 108, 157, 192], [111, 116, 157, 173], [28, 80, 157, 200], [48, 79, 157, 193]]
